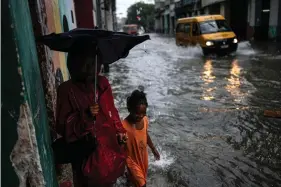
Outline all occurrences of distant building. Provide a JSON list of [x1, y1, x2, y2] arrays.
[[117, 17, 127, 31], [154, 0, 165, 33], [73, 0, 116, 30], [247, 0, 281, 41], [155, 0, 281, 41], [155, 0, 201, 35], [175, 0, 201, 18]]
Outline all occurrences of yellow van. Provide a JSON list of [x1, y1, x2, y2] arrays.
[[175, 15, 238, 55]]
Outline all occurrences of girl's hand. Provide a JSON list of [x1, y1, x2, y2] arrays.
[[89, 103, 99, 117], [152, 149, 160, 160], [117, 133, 128, 144]]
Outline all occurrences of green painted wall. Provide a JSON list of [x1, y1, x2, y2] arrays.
[[2, 0, 58, 186], [2, 1, 22, 186]]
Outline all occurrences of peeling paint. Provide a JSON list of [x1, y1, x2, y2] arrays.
[[10, 103, 45, 187]]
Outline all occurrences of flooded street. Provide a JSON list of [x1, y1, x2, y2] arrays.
[[110, 34, 281, 187]]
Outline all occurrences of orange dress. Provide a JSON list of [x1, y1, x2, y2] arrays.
[[122, 117, 149, 187]]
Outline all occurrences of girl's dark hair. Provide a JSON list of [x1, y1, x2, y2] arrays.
[[127, 90, 148, 111]]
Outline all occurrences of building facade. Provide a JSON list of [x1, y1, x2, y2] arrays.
[[200, 0, 249, 40], [247, 0, 281, 41], [156, 0, 281, 41], [175, 0, 201, 18], [73, 0, 116, 30], [96, 0, 116, 30], [155, 0, 201, 34], [155, 0, 165, 33]]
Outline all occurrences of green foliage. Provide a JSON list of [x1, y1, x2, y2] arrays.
[[126, 2, 154, 31]]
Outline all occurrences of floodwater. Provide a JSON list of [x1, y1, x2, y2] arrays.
[[109, 34, 281, 187]]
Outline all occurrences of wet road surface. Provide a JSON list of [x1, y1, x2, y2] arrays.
[[109, 34, 281, 187]]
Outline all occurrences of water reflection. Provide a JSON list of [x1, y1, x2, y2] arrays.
[[225, 60, 244, 103], [112, 34, 281, 186], [201, 60, 216, 101]]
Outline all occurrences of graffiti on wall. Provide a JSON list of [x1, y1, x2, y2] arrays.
[[44, 0, 76, 84], [58, 0, 77, 81], [42, 1, 77, 186], [269, 26, 277, 39]]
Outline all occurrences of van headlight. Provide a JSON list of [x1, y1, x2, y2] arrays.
[[233, 38, 238, 43], [206, 41, 214, 46]]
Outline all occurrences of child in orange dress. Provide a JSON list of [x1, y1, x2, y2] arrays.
[[122, 90, 160, 187]]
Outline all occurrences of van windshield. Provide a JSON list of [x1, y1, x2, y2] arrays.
[[199, 20, 232, 34]]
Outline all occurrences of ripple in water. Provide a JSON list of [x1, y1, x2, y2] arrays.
[[149, 146, 175, 170], [236, 41, 257, 56]]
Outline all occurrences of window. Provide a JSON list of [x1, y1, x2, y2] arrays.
[[63, 16, 69, 32], [192, 23, 200, 36], [184, 23, 191, 33], [71, 11, 74, 23], [199, 20, 232, 34], [176, 24, 184, 32]]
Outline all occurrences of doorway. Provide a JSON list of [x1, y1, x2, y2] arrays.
[[229, 0, 248, 41], [63, 16, 69, 32], [260, 0, 270, 40]]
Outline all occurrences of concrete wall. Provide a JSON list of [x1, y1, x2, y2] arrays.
[[247, 0, 256, 40], [269, 0, 279, 39], [204, 7, 210, 14], [220, 2, 225, 16], [247, 0, 280, 40], [97, 0, 115, 30], [106, 9, 114, 31], [248, 0, 256, 26], [155, 18, 162, 32], [93, 0, 98, 26]]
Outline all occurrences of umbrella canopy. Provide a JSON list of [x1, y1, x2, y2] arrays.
[[37, 28, 150, 64]]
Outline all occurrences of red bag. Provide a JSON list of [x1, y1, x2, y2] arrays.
[[82, 121, 126, 185], [82, 77, 126, 185]]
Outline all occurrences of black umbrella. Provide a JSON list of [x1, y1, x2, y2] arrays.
[[38, 28, 150, 102], [37, 28, 150, 64]]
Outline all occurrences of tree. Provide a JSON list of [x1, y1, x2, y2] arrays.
[[126, 2, 154, 32]]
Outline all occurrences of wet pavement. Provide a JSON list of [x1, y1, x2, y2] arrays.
[[109, 34, 281, 187]]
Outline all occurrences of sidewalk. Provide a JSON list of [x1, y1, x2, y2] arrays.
[[250, 41, 281, 55]]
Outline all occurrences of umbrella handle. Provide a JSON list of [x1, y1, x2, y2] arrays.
[[92, 47, 98, 137], [94, 46, 98, 103]]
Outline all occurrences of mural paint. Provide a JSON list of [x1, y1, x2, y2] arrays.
[[58, 0, 77, 81], [42, 1, 77, 186], [58, 0, 77, 30], [43, 0, 75, 82], [269, 26, 277, 39], [3, 0, 58, 186], [53, 0, 69, 81]]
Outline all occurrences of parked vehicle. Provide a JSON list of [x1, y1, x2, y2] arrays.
[[175, 15, 238, 55], [123, 24, 139, 35]]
